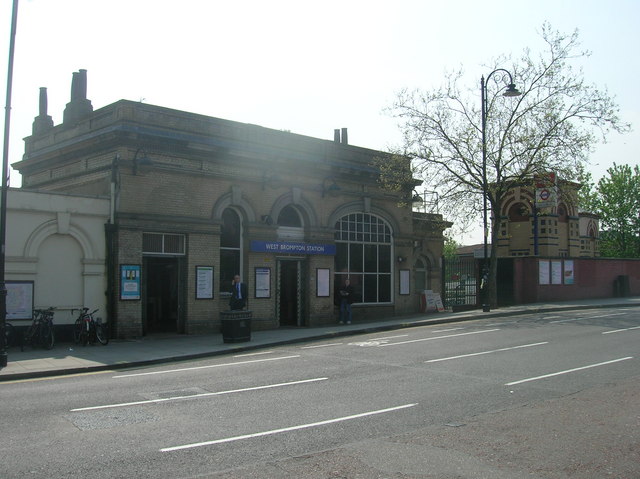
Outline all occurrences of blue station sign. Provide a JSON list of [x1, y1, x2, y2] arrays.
[[251, 240, 336, 255]]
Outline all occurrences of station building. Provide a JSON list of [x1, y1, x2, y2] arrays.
[[496, 179, 599, 258], [14, 70, 449, 338]]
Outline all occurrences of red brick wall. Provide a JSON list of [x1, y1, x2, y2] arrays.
[[513, 257, 640, 303]]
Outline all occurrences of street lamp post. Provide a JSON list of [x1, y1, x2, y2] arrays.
[[480, 68, 521, 312], [0, 0, 19, 369]]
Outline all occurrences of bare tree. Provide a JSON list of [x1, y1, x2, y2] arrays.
[[388, 23, 630, 307]]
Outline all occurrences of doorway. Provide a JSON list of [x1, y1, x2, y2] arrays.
[[277, 259, 305, 326], [143, 256, 185, 334]]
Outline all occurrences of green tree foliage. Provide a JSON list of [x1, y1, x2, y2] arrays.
[[443, 233, 460, 259], [387, 23, 630, 306], [593, 164, 640, 258]]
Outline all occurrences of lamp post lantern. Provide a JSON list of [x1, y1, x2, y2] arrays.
[[480, 68, 521, 312]]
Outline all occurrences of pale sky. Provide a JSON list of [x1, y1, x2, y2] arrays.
[[1, 0, 638, 244]]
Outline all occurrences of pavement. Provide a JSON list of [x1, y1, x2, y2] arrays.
[[2, 296, 639, 381]]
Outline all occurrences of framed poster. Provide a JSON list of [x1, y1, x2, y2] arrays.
[[316, 268, 330, 297], [399, 269, 410, 295], [255, 267, 271, 298], [551, 260, 563, 285], [563, 260, 574, 285], [196, 266, 214, 299], [538, 260, 550, 285], [120, 264, 141, 300], [6, 280, 34, 320]]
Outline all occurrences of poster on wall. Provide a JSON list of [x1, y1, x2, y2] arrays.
[[538, 260, 550, 285], [120, 264, 141, 300], [316, 268, 330, 297], [400, 269, 410, 295], [255, 267, 271, 298], [196, 266, 214, 299], [6, 281, 34, 320], [551, 261, 563, 285], [564, 260, 574, 285]]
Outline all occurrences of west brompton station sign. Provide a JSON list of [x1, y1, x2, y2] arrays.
[[251, 240, 336, 255]]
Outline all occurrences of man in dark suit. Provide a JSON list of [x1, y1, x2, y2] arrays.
[[229, 274, 248, 310]]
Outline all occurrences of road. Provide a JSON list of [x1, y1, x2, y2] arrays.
[[1, 307, 638, 478]]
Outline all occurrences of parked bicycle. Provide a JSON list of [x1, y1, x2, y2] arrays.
[[72, 308, 109, 346], [23, 307, 55, 350]]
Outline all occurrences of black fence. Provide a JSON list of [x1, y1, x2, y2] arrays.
[[441, 256, 480, 311]]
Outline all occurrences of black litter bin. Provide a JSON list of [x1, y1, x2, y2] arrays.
[[220, 310, 252, 343], [618, 275, 630, 297]]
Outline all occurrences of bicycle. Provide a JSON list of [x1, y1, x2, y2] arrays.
[[72, 308, 109, 346], [23, 308, 55, 350]]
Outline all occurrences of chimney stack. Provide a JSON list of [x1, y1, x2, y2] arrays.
[[32, 87, 54, 135], [333, 128, 348, 144], [63, 69, 93, 124]]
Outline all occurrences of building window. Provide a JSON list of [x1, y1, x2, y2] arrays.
[[143, 233, 185, 255], [415, 258, 428, 292], [334, 213, 392, 304], [277, 205, 302, 227], [220, 208, 242, 290]]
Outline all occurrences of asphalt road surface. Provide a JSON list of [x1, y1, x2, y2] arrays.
[[1, 306, 638, 478]]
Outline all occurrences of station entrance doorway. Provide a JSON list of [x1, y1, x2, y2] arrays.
[[143, 256, 185, 334], [277, 258, 306, 327]]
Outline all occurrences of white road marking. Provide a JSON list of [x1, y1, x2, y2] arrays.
[[349, 339, 390, 347], [431, 327, 463, 333], [160, 403, 418, 452], [505, 357, 633, 386], [551, 312, 627, 323], [234, 351, 275, 357], [70, 377, 327, 412], [602, 326, 640, 334], [426, 342, 548, 363], [379, 329, 500, 347], [549, 318, 586, 323], [372, 334, 410, 340], [301, 343, 343, 349], [112, 355, 301, 378]]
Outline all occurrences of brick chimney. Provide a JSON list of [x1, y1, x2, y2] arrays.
[[63, 69, 93, 124], [32, 87, 54, 135]]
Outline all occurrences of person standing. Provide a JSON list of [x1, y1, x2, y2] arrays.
[[229, 274, 248, 310], [337, 278, 354, 324]]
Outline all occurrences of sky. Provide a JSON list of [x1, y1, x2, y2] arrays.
[[1, 0, 638, 244]]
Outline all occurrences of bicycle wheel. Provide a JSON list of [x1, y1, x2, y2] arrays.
[[40, 323, 55, 350], [74, 319, 88, 346], [25, 324, 39, 348], [73, 318, 82, 344], [95, 321, 109, 345]]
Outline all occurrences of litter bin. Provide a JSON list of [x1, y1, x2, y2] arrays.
[[618, 275, 630, 297], [220, 310, 252, 343]]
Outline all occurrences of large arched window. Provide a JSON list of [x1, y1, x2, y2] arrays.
[[334, 213, 392, 304], [220, 208, 242, 290]]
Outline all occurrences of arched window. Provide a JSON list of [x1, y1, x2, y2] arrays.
[[557, 204, 568, 223], [334, 213, 392, 304], [220, 208, 242, 290], [277, 205, 302, 227], [415, 258, 428, 292], [508, 202, 529, 222]]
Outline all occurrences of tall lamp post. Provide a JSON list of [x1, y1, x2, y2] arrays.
[[0, 0, 19, 369], [480, 68, 521, 312]]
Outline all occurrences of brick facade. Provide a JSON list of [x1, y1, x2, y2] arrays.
[[15, 80, 449, 339]]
